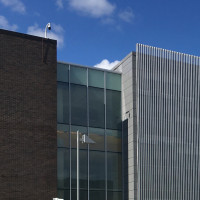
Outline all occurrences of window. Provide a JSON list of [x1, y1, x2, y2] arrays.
[[89, 87, 105, 128], [106, 90, 121, 130], [90, 151, 105, 189], [71, 84, 87, 126], [71, 149, 88, 189], [57, 148, 70, 189], [57, 63, 69, 82], [70, 66, 87, 85], [88, 69, 104, 88], [106, 129, 122, 152], [57, 82, 69, 124], [106, 72, 121, 91], [57, 124, 69, 148], [107, 152, 122, 190], [90, 190, 105, 200], [89, 127, 104, 151], [107, 191, 122, 200]]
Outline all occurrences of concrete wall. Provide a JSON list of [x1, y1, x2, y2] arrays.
[[113, 52, 137, 200], [0, 29, 57, 200]]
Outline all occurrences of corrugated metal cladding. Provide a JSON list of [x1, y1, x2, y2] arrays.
[[136, 44, 200, 200]]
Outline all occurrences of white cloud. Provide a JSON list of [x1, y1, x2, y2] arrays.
[[55, 0, 63, 9], [94, 59, 120, 70], [69, 0, 115, 18], [0, 0, 26, 14], [0, 16, 18, 31], [27, 23, 64, 49], [119, 8, 134, 23]]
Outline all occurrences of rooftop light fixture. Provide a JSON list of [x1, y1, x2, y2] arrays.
[[45, 23, 51, 38]]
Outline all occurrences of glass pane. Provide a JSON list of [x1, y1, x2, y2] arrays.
[[57, 189, 70, 200], [71, 125, 88, 150], [70, 66, 87, 85], [57, 82, 69, 124], [71, 149, 88, 189], [57, 124, 69, 148], [106, 72, 121, 91], [106, 90, 121, 130], [90, 190, 105, 200], [71, 189, 88, 200], [88, 69, 104, 88], [89, 127, 104, 151], [107, 191, 122, 200], [57, 148, 70, 189], [71, 84, 87, 126], [90, 151, 105, 189], [107, 152, 122, 190], [57, 63, 69, 82], [106, 129, 122, 152], [89, 87, 105, 128]]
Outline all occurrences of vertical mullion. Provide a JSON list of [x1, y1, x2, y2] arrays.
[[136, 43, 139, 200], [87, 68, 89, 200], [69, 64, 72, 200], [104, 71, 107, 200]]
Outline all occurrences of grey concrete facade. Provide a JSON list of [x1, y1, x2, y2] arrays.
[[113, 52, 137, 200], [136, 44, 200, 200], [113, 45, 200, 200]]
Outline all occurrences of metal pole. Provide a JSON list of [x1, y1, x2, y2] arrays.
[[77, 130, 79, 200]]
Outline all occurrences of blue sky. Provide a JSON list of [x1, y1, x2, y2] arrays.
[[1, 0, 200, 69]]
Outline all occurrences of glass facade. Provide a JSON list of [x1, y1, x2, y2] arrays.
[[57, 63, 122, 200]]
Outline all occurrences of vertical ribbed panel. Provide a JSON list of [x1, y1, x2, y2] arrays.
[[136, 44, 200, 200]]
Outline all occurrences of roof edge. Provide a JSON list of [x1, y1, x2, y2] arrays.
[[0, 28, 57, 44], [57, 61, 122, 74], [112, 51, 136, 71]]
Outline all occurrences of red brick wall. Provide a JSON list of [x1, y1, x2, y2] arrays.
[[0, 29, 57, 200]]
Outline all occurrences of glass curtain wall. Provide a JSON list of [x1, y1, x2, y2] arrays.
[[57, 63, 122, 200]]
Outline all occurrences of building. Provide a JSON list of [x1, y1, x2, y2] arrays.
[[114, 45, 200, 200], [1, 29, 200, 200], [0, 29, 122, 200], [0, 29, 57, 199], [57, 62, 122, 200]]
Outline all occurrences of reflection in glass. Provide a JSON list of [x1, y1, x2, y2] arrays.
[[57, 82, 69, 124], [89, 87, 105, 128], [71, 84, 87, 126], [70, 66, 87, 85], [107, 152, 122, 190], [56, 65, 123, 199], [89, 127, 104, 151], [57, 148, 70, 189], [57, 189, 70, 200], [90, 151, 105, 189], [88, 69, 104, 88], [57, 124, 69, 148], [107, 191, 122, 200], [106, 129, 122, 152], [90, 190, 105, 200], [106, 90, 121, 130], [71, 189, 88, 200], [57, 63, 69, 82], [71, 149, 88, 189], [106, 72, 121, 91]]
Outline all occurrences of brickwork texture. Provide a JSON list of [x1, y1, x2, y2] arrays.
[[0, 29, 57, 200]]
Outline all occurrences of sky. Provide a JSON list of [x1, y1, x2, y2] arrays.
[[1, 0, 200, 69]]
